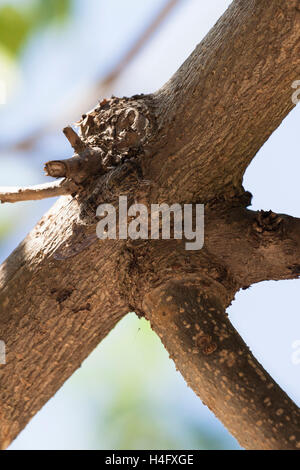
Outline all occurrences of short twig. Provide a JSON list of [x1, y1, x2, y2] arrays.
[[0, 179, 78, 204], [63, 126, 87, 153]]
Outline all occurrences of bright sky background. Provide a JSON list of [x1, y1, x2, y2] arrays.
[[0, 0, 299, 450]]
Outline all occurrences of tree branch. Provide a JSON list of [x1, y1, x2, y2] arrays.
[[143, 281, 300, 450], [0, 195, 129, 449], [63, 126, 87, 153], [204, 207, 300, 288], [144, 0, 300, 202], [0, 179, 78, 204], [44, 127, 105, 184]]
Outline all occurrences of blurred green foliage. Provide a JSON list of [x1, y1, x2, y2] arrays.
[[0, 217, 13, 239], [69, 314, 237, 450], [0, 0, 72, 56], [100, 391, 228, 450], [98, 317, 231, 450]]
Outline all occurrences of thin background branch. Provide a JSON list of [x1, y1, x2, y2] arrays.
[[1, 0, 181, 154]]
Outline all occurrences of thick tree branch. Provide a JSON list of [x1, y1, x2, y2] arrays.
[[0, 195, 129, 449], [144, 0, 300, 202], [143, 281, 300, 450], [204, 207, 300, 288]]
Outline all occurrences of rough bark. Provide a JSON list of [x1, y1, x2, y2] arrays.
[[0, 196, 129, 449], [0, 0, 300, 450], [144, 281, 300, 450], [145, 0, 300, 204]]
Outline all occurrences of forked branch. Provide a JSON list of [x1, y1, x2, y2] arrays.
[[0, 0, 300, 450]]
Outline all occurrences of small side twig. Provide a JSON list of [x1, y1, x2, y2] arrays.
[[1, 127, 105, 204], [63, 126, 87, 153], [45, 127, 105, 184], [0, 179, 78, 204]]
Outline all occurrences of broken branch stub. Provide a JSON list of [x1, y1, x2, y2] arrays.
[[44, 149, 105, 184], [44, 126, 105, 184]]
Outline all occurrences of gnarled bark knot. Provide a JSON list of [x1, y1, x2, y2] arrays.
[[1, 95, 155, 203], [45, 95, 154, 185]]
